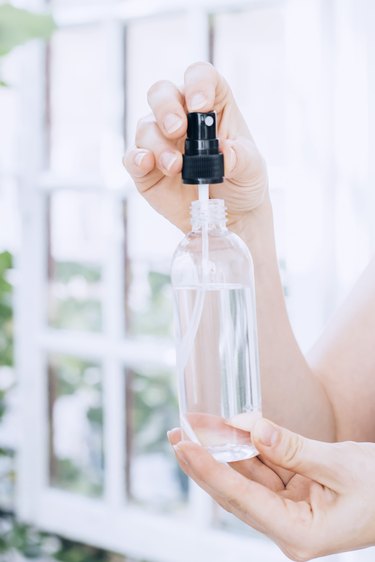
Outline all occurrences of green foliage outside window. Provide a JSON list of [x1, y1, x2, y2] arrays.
[[49, 261, 102, 332], [0, 3, 55, 86], [129, 269, 173, 338], [0, 251, 13, 368]]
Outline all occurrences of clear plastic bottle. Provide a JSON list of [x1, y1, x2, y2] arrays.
[[171, 198, 262, 462]]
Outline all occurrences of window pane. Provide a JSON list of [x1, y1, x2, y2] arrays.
[[48, 261, 102, 332], [49, 26, 106, 178], [125, 193, 181, 338], [126, 263, 173, 338], [126, 367, 188, 511], [48, 355, 104, 497], [48, 191, 109, 332]]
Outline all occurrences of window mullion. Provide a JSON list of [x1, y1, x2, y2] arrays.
[[101, 20, 127, 509], [15, 39, 49, 522], [102, 198, 126, 508]]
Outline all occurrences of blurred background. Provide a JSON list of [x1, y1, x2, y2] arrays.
[[0, 0, 375, 560]]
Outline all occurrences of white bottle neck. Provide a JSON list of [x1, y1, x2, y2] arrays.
[[190, 199, 227, 232]]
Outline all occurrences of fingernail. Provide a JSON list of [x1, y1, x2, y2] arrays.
[[167, 430, 175, 443], [167, 427, 179, 438], [163, 113, 183, 134], [189, 92, 207, 110], [173, 443, 188, 465], [160, 151, 178, 171], [134, 151, 148, 167], [253, 419, 279, 447]]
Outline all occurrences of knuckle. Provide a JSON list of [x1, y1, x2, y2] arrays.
[[219, 499, 233, 514], [221, 499, 240, 519], [226, 495, 242, 513], [222, 493, 249, 520], [135, 114, 154, 143]]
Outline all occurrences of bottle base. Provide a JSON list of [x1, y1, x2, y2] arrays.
[[206, 442, 258, 463]]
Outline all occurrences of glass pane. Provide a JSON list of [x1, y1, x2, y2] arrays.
[[125, 192, 181, 339], [49, 26, 106, 178], [126, 367, 188, 511], [48, 191, 109, 332], [213, 7, 286, 174], [48, 355, 104, 497], [126, 262, 173, 338]]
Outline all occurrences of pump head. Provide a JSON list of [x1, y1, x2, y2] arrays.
[[182, 111, 224, 185]]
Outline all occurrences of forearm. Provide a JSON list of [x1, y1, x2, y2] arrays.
[[233, 195, 336, 441]]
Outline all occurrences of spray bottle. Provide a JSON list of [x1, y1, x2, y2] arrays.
[[171, 112, 262, 462]]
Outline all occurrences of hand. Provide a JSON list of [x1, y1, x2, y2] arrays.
[[123, 61, 268, 233], [168, 419, 375, 561]]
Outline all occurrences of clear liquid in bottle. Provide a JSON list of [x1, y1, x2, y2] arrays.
[[171, 199, 262, 462]]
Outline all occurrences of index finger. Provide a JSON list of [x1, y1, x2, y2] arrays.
[[173, 440, 290, 537]]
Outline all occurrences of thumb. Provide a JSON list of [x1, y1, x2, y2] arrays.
[[252, 418, 341, 489]]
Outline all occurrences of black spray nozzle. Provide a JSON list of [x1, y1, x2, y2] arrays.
[[182, 111, 224, 185]]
